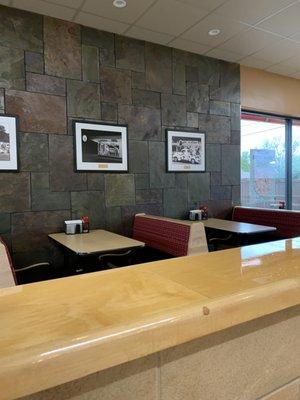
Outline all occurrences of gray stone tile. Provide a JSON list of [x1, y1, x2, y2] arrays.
[[175, 173, 188, 190], [105, 206, 123, 234], [25, 51, 44, 73], [210, 61, 240, 103], [135, 174, 149, 189], [0, 89, 4, 113], [100, 47, 116, 68], [6, 90, 66, 134], [222, 145, 240, 185], [31, 172, 49, 190], [205, 199, 233, 218], [187, 83, 209, 114], [164, 187, 188, 219], [0, 5, 43, 52], [116, 35, 145, 72], [132, 71, 146, 89], [188, 173, 210, 203], [87, 174, 105, 191], [206, 143, 221, 172], [136, 189, 162, 205], [11, 210, 70, 253], [211, 185, 232, 200], [198, 114, 231, 144], [100, 67, 132, 104], [198, 55, 220, 88], [132, 89, 160, 109], [231, 102, 241, 130], [173, 62, 186, 95], [149, 141, 175, 189], [105, 174, 135, 207], [0, 213, 10, 234], [210, 100, 230, 116], [187, 112, 198, 128], [0, 46, 24, 90], [26, 73, 66, 96], [101, 102, 117, 122], [49, 135, 87, 191], [82, 45, 100, 83], [161, 94, 187, 126], [145, 43, 172, 93], [44, 18, 81, 79], [231, 130, 240, 145], [32, 190, 70, 211], [173, 48, 199, 67], [19, 133, 49, 172], [71, 191, 105, 229], [186, 65, 198, 82], [82, 27, 115, 67], [232, 185, 241, 204], [0, 173, 30, 212], [67, 80, 100, 119], [211, 172, 222, 186], [119, 105, 161, 141], [129, 141, 149, 173]]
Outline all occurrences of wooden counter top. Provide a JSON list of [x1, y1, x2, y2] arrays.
[[0, 238, 300, 400]]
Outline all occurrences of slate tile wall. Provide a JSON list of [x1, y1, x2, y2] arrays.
[[0, 5, 241, 266]]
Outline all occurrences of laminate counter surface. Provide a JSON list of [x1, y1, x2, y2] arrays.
[[0, 238, 299, 400]]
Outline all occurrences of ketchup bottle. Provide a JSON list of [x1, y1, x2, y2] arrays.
[[81, 216, 90, 233]]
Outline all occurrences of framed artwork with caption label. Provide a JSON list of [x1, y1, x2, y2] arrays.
[[74, 121, 128, 172], [166, 129, 205, 172], [0, 115, 18, 172]]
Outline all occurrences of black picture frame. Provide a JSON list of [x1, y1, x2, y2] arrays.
[[73, 120, 129, 172], [166, 129, 206, 173], [0, 114, 19, 172]]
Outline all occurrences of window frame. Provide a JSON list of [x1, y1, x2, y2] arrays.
[[241, 109, 300, 210]]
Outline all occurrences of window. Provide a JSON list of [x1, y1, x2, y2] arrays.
[[241, 111, 300, 210], [292, 119, 300, 210]]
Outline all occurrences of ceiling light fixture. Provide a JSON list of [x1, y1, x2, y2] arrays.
[[208, 28, 221, 36], [113, 0, 127, 8]]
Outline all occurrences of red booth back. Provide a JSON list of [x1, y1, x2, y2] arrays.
[[232, 207, 300, 238]]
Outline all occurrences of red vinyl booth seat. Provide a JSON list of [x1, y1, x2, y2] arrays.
[[232, 207, 300, 238], [133, 214, 208, 257]]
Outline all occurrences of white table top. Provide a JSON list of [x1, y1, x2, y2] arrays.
[[202, 218, 277, 234], [49, 229, 145, 255]]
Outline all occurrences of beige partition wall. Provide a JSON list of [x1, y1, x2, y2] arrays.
[[21, 306, 300, 400], [241, 66, 300, 117]]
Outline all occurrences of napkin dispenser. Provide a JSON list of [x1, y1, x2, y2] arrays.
[[189, 210, 202, 221], [65, 220, 83, 235]]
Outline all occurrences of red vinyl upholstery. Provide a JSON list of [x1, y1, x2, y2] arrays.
[[133, 215, 190, 257], [232, 207, 300, 238]]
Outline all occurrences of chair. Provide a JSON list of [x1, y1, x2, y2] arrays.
[[98, 249, 138, 269], [0, 237, 53, 287]]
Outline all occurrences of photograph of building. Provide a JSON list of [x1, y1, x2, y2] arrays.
[[0, 124, 10, 161]]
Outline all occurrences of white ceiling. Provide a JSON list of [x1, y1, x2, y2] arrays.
[[3, 0, 300, 79]]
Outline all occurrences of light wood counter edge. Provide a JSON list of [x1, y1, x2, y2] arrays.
[[1, 277, 299, 400]]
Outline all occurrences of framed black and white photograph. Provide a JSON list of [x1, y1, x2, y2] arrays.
[[166, 130, 205, 172], [0, 115, 18, 172], [74, 121, 128, 172]]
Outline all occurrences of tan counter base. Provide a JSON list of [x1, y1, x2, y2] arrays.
[[21, 306, 300, 400]]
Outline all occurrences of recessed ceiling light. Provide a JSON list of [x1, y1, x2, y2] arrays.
[[208, 28, 221, 36], [113, 0, 127, 8]]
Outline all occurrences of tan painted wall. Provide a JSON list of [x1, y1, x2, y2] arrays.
[[241, 65, 300, 117]]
